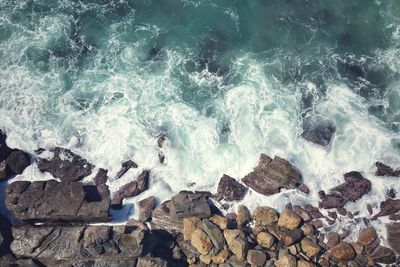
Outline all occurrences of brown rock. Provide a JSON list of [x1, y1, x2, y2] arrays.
[[247, 250, 267, 266], [387, 223, 400, 254], [138, 196, 156, 222], [351, 242, 364, 255], [292, 205, 312, 222], [278, 209, 302, 230], [375, 162, 400, 177], [237, 205, 252, 228], [298, 184, 310, 194], [373, 198, 400, 219], [326, 232, 340, 248], [199, 254, 212, 264], [183, 217, 203, 240], [150, 201, 183, 234], [256, 231, 275, 249], [211, 246, 229, 264], [224, 229, 248, 261], [191, 230, 213, 255], [331, 242, 356, 261], [301, 224, 315, 238], [358, 227, 377, 246], [217, 174, 248, 201], [297, 260, 316, 267], [301, 238, 320, 258], [276, 253, 297, 267], [209, 215, 228, 230], [252, 206, 279, 225], [370, 245, 396, 264]]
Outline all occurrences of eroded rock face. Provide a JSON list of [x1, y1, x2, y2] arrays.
[[216, 174, 248, 201], [319, 171, 371, 209], [36, 147, 94, 182], [242, 154, 302, 196], [10, 225, 146, 265], [6, 180, 111, 223]]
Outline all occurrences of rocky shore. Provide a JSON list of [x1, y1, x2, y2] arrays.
[[0, 130, 400, 266]]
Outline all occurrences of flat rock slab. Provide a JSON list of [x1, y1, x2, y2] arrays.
[[36, 147, 94, 182], [7, 180, 111, 223], [241, 154, 301, 196], [11, 225, 146, 265], [170, 191, 211, 219]]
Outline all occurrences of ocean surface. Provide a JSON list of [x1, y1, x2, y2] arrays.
[[1, 0, 400, 227]]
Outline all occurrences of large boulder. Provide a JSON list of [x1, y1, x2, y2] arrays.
[[111, 170, 150, 209], [319, 171, 371, 209], [150, 201, 183, 234], [36, 147, 94, 182], [216, 174, 248, 201], [10, 225, 146, 265], [169, 191, 211, 219], [301, 116, 336, 147], [387, 223, 400, 254], [372, 198, 400, 219], [375, 162, 400, 177], [241, 154, 302, 196], [6, 180, 111, 223]]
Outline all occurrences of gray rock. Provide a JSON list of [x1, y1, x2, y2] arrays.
[[241, 154, 301, 196], [7, 180, 111, 223], [150, 201, 183, 234], [36, 147, 94, 182], [137, 257, 168, 267], [6, 150, 30, 175], [203, 219, 225, 252], [170, 191, 211, 219], [139, 196, 156, 222]]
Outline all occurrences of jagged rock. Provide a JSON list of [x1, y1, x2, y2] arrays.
[[224, 230, 248, 261], [247, 250, 266, 266], [7, 180, 111, 222], [151, 201, 183, 234], [170, 191, 211, 219], [93, 168, 108, 186], [303, 204, 323, 219], [301, 224, 315, 238], [37, 147, 94, 182], [0, 130, 11, 161], [387, 223, 400, 254], [191, 229, 213, 255], [137, 257, 167, 267], [375, 162, 400, 177], [241, 154, 301, 196], [373, 198, 400, 219], [331, 242, 356, 261], [211, 246, 229, 264], [319, 172, 371, 209], [370, 246, 396, 264], [216, 174, 248, 201], [301, 116, 336, 147], [357, 227, 377, 246], [252, 206, 279, 225], [277, 252, 296, 267], [256, 231, 275, 249], [11, 225, 146, 264], [297, 260, 316, 267], [6, 150, 30, 175], [203, 219, 225, 252], [292, 206, 311, 222], [183, 217, 203, 240], [278, 209, 302, 230], [138, 196, 156, 222], [112, 170, 150, 209], [115, 160, 138, 179], [300, 238, 320, 258], [209, 215, 228, 230]]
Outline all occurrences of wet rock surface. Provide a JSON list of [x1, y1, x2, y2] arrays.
[[216, 174, 248, 201], [36, 147, 94, 182], [6, 180, 111, 223], [301, 116, 336, 147], [375, 162, 400, 177], [241, 154, 302, 196]]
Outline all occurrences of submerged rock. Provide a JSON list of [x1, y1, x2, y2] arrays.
[[241, 154, 302, 196], [7, 180, 111, 223], [301, 116, 336, 147], [375, 162, 400, 177], [216, 174, 248, 201], [36, 147, 94, 182]]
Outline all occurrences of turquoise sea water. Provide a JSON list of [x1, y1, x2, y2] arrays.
[[1, 0, 400, 220]]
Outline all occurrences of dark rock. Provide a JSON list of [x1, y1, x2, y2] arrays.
[[319, 172, 371, 209], [137, 256, 167, 267], [203, 219, 225, 252], [298, 184, 310, 194], [0, 130, 12, 161], [96, 183, 110, 200], [373, 198, 400, 219], [37, 147, 94, 182], [70, 258, 138, 267], [93, 168, 108, 186], [6, 150, 30, 175], [301, 116, 336, 146], [241, 154, 301, 196], [115, 159, 138, 179], [303, 204, 324, 219], [10, 225, 146, 264], [217, 174, 248, 201], [387, 223, 400, 254], [0, 160, 5, 180], [0, 214, 12, 257], [169, 191, 211, 219], [387, 188, 397, 199], [139, 196, 156, 222], [7, 180, 111, 223], [370, 246, 396, 264], [151, 201, 183, 234], [375, 162, 400, 177], [112, 170, 150, 209]]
